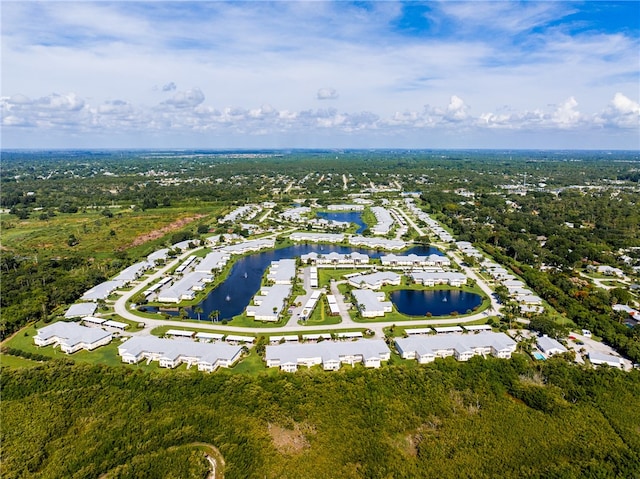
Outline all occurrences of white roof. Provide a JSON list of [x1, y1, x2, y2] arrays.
[[396, 332, 516, 357], [82, 316, 106, 325], [166, 329, 195, 337], [113, 261, 151, 281], [81, 280, 124, 300], [267, 259, 296, 283], [350, 271, 400, 288], [337, 331, 363, 338], [434, 326, 464, 333], [147, 248, 170, 262], [225, 335, 255, 343], [290, 232, 345, 242], [195, 251, 230, 272], [352, 289, 391, 313], [537, 335, 566, 353], [464, 325, 493, 331], [118, 336, 242, 365], [349, 236, 406, 250], [302, 333, 332, 340], [405, 328, 433, 335], [266, 339, 390, 365], [411, 271, 467, 283], [36, 322, 112, 346], [196, 332, 224, 340], [158, 271, 212, 301], [589, 351, 623, 367], [103, 320, 128, 329], [65, 303, 97, 318], [246, 284, 292, 319]]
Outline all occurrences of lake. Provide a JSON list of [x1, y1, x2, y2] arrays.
[[316, 211, 367, 233], [389, 289, 483, 317], [147, 243, 445, 320]]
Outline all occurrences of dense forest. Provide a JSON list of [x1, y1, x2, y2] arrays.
[[2, 357, 640, 478]]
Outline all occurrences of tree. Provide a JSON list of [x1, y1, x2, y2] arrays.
[[194, 306, 203, 321], [67, 234, 79, 247], [209, 310, 220, 323]]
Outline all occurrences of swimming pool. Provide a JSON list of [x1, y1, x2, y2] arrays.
[[533, 352, 546, 360]]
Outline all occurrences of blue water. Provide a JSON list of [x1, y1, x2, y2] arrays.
[[389, 289, 482, 317], [146, 243, 443, 320], [316, 211, 367, 233]]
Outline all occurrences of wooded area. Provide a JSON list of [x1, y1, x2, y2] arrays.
[[2, 357, 639, 478]]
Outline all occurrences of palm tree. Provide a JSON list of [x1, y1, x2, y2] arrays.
[[209, 310, 220, 323], [194, 306, 203, 321]]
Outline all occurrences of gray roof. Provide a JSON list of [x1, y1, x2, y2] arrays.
[[158, 271, 212, 301], [195, 251, 230, 272], [537, 335, 567, 353], [118, 336, 242, 365], [349, 236, 406, 250], [290, 232, 344, 242], [589, 351, 623, 366], [266, 339, 390, 365], [113, 261, 152, 282], [352, 289, 392, 313], [82, 280, 124, 300], [350, 271, 400, 288], [36, 322, 112, 346], [395, 332, 516, 357], [267, 259, 296, 283], [65, 303, 97, 318], [147, 248, 170, 262], [246, 284, 292, 319], [410, 271, 467, 284]]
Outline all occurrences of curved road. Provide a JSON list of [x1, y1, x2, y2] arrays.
[[114, 243, 500, 340]]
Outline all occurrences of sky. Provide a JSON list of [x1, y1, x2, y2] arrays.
[[1, 1, 639, 150]]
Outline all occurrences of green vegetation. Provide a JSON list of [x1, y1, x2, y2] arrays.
[[2, 150, 640, 478], [2, 358, 639, 478]]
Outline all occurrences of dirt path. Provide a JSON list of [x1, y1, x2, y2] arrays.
[[191, 442, 225, 479]]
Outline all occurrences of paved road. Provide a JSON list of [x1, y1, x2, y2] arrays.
[[113, 209, 500, 339]]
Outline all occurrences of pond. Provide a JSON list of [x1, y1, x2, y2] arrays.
[[316, 211, 367, 233], [146, 243, 443, 320], [389, 289, 483, 317]]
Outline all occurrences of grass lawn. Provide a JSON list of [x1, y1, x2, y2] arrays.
[[319, 268, 361, 285], [2, 324, 125, 367], [221, 349, 270, 375], [0, 353, 42, 369], [226, 314, 286, 328], [300, 302, 342, 326]]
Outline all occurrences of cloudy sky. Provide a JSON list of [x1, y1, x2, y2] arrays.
[[2, 1, 639, 149]]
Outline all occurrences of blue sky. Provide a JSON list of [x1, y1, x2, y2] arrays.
[[1, 1, 639, 149]]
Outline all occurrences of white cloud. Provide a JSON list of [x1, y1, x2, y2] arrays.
[[317, 88, 339, 100], [162, 82, 177, 92], [552, 97, 581, 128], [611, 92, 640, 115], [445, 95, 469, 122], [161, 88, 205, 109]]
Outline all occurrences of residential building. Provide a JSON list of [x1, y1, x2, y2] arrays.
[[265, 339, 391, 372], [118, 336, 243, 372], [395, 332, 517, 363], [34, 322, 112, 354], [348, 271, 401, 289], [352, 289, 393, 318], [537, 335, 567, 356]]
